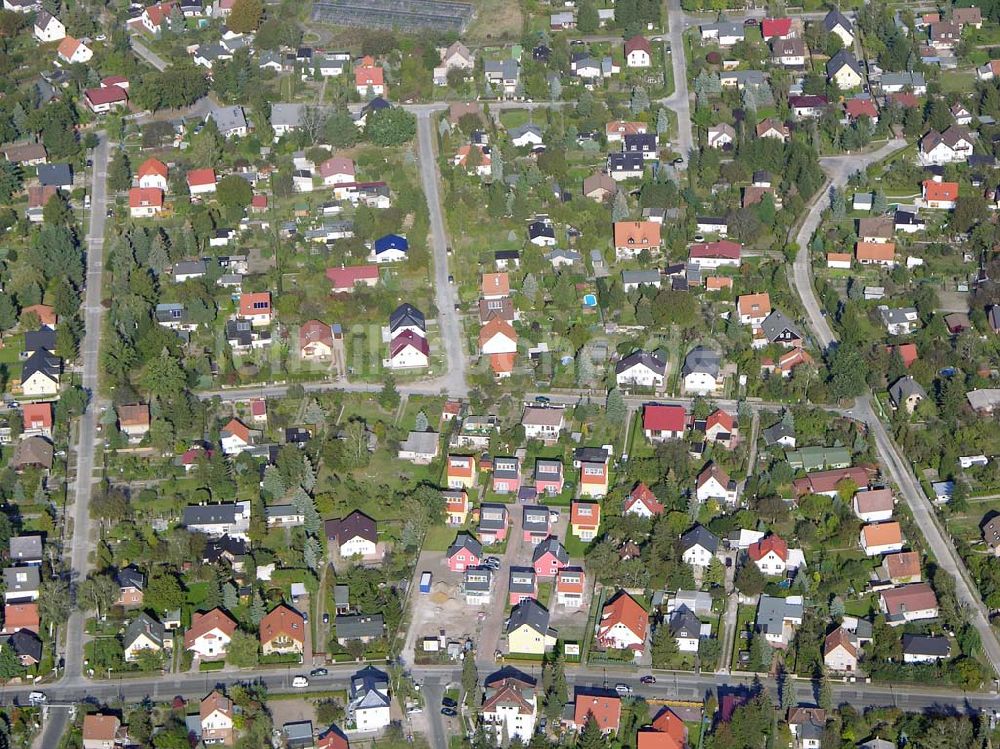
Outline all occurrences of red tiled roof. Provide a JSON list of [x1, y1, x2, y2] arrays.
[[748, 534, 788, 562], [129, 187, 163, 209], [85, 85, 127, 107], [923, 180, 958, 201], [185, 608, 237, 648], [326, 265, 379, 289], [642, 404, 686, 432], [138, 158, 168, 179], [573, 694, 621, 732], [22, 403, 52, 430], [761, 17, 792, 37], [187, 167, 216, 187], [239, 292, 271, 317], [259, 604, 304, 645], [689, 240, 741, 259]]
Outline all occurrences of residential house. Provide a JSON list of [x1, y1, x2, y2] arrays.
[[465, 567, 493, 605], [208, 106, 248, 139], [880, 583, 938, 625], [115, 566, 145, 607], [521, 405, 565, 444], [738, 293, 772, 326], [326, 265, 380, 293], [187, 168, 217, 195], [397, 431, 439, 465], [2, 566, 39, 603], [200, 691, 235, 746], [34, 10, 65, 41], [506, 599, 556, 655], [669, 605, 703, 653], [827, 50, 863, 88], [20, 349, 60, 397], [335, 614, 384, 646], [138, 158, 169, 191], [508, 568, 538, 606], [793, 466, 870, 498], [596, 591, 648, 654], [478, 503, 510, 545], [259, 604, 305, 655], [349, 666, 392, 732], [682, 346, 722, 396], [447, 454, 476, 489], [532, 537, 568, 577], [824, 9, 855, 45], [124, 612, 167, 661], [922, 177, 959, 209], [82, 715, 121, 749], [522, 506, 552, 546], [616, 351, 666, 390], [56, 36, 92, 63], [624, 483, 664, 518], [614, 220, 661, 259], [556, 568, 586, 608], [12, 436, 54, 471], [824, 627, 860, 673], [534, 459, 564, 496], [570, 500, 601, 540], [625, 35, 652, 67], [571, 691, 621, 733], [707, 123, 736, 149], [756, 594, 804, 647], [853, 488, 894, 522], [879, 306, 920, 335], [643, 404, 686, 442], [447, 533, 482, 572], [181, 502, 251, 540], [688, 240, 741, 268], [185, 608, 236, 660], [20, 403, 52, 439], [888, 376, 926, 413], [881, 551, 922, 584], [680, 525, 719, 568], [481, 672, 537, 743], [696, 462, 738, 504], [861, 522, 904, 556], [788, 707, 826, 749], [902, 634, 950, 663], [8, 536, 42, 566], [443, 490, 470, 526], [327, 511, 379, 559], [575, 446, 611, 497], [117, 403, 150, 442]]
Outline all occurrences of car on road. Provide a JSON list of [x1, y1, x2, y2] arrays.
[[407, 705, 423, 714], [448, 275, 455, 284], [615, 683, 632, 695], [310, 668, 328, 677], [292, 676, 309, 688], [744, 17, 758, 25], [441, 707, 458, 716], [323, 613, 330, 624], [640, 675, 656, 684], [483, 556, 501, 570], [27, 692, 46, 705], [442, 697, 458, 708], [534, 396, 550, 404]]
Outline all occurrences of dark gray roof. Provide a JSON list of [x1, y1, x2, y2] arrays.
[[901, 634, 950, 657], [760, 310, 803, 343], [20, 349, 60, 383], [116, 566, 145, 591], [390, 303, 425, 332], [6, 629, 41, 663], [8, 536, 42, 562], [574, 446, 610, 463], [183, 504, 239, 526], [508, 568, 536, 594], [522, 505, 550, 533], [528, 221, 555, 239], [3, 567, 39, 597], [532, 536, 568, 565], [37, 163, 71, 187], [173, 260, 207, 277], [479, 503, 508, 531], [763, 422, 795, 445], [448, 533, 483, 560], [23, 329, 55, 354], [327, 510, 377, 545], [827, 50, 861, 77], [507, 598, 550, 635], [351, 665, 390, 703], [209, 105, 248, 134], [756, 595, 802, 636], [682, 346, 721, 377], [464, 567, 493, 592], [125, 612, 164, 649], [265, 504, 302, 520], [493, 457, 520, 480], [335, 613, 384, 639], [824, 9, 853, 33], [616, 350, 666, 376], [669, 605, 701, 638], [889, 376, 927, 406], [608, 152, 645, 172], [681, 524, 719, 554]]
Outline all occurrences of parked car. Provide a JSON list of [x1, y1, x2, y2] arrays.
[[310, 668, 328, 677], [292, 676, 309, 688], [441, 707, 458, 716], [442, 697, 458, 708], [615, 684, 632, 695]]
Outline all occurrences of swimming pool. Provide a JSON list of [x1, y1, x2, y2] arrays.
[[582, 293, 598, 307]]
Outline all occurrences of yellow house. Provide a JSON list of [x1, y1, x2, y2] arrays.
[[447, 454, 477, 490], [506, 599, 557, 655], [444, 490, 470, 525], [827, 51, 863, 90]]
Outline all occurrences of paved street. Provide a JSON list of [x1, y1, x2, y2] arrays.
[[129, 36, 169, 71], [662, 0, 693, 161], [415, 112, 469, 398], [792, 139, 908, 350], [64, 132, 111, 681]]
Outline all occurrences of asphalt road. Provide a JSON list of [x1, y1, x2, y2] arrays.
[[129, 36, 169, 71], [9, 663, 999, 715], [415, 111, 469, 398], [64, 132, 111, 681], [662, 0, 693, 161], [792, 139, 908, 351], [787, 138, 1000, 678]]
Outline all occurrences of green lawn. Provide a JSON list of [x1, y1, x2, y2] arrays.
[[423, 524, 460, 552], [939, 70, 976, 93], [499, 109, 531, 129]]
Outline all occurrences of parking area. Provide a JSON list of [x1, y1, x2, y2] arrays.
[[402, 550, 488, 666]]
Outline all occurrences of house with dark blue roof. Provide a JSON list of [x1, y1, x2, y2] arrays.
[[371, 233, 409, 263]]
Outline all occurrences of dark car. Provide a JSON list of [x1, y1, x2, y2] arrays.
[[323, 613, 330, 624], [441, 707, 458, 716], [640, 675, 656, 684], [310, 668, 329, 677], [442, 697, 458, 708]]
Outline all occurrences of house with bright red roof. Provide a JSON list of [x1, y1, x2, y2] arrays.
[[250, 194, 268, 212], [748, 534, 789, 575], [140, 1, 177, 34], [922, 177, 958, 209], [238, 292, 272, 327], [623, 482, 664, 518], [220, 418, 255, 455], [596, 590, 649, 653], [249, 397, 267, 424], [128, 187, 163, 218], [572, 692, 621, 733], [704, 409, 737, 448], [184, 608, 237, 659], [638, 707, 688, 749], [138, 158, 169, 191], [355, 64, 386, 96], [844, 98, 878, 122], [642, 404, 686, 442], [761, 17, 793, 39], [21, 403, 53, 438], [187, 167, 217, 196]]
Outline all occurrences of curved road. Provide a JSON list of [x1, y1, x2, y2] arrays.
[[787, 138, 1000, 677]]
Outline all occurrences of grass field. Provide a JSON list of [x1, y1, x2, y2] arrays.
[[939, 70, 976, 93]]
